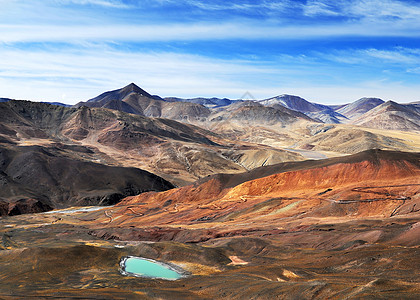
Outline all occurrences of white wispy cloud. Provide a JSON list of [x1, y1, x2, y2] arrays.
[[322, 47, 420, 65], [1, 18, 419, 45], [1, 0, 419, 44], [303, 0, 341, 17], [407, 67, 420, 74], [0, 47, 281, 102], [179, 0, 296, 12], [363, 48, 420, 64], [301, 0, 420, 20], [1, 46, 419, 104], [159, 0, 420, 23], [346, 0, 420, 19], [51, 0, 131, 8]]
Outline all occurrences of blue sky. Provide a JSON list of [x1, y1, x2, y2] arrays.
[[0, 0, 419, 104]]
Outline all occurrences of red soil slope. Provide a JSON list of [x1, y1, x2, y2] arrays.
[[107, 150, 419, 230]]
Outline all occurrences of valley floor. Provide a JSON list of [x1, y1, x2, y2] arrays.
[[1, 196, 420, 299]]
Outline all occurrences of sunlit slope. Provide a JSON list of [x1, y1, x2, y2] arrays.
[[107, 150, 420, 230]]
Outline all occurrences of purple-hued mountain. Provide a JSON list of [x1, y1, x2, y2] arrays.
[[258, 94, 346, 123], [70, 83, 420, 130], [336, 97, 385, 120], [75, 83, 211, 121], [352, 101, 420, 131]]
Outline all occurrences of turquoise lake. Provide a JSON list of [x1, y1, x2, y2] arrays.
[[121, 257, 183, 280]]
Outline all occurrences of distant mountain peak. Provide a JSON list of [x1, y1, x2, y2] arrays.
[[127, 82, 139, 88], [260, 94, 330, 113], [336, 97, 385, 120], [120, 83, 151, 97], [358, 97, 384, 102], [384, 100, 398, 105], [83, 83, 154, 105], [352, 99, 420, 131], [277, 94, 304, 99]]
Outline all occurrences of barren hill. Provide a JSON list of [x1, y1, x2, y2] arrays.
[[116, 149, 420, 225], [259, 94, 330, 112], [336, 97, 384, 120], [0, 143, 174, 216], [209, 101, 312, 125], [76, 83, 211, 121], [0, 100, 306, 186], [87, 82, 160, 103], [258, 94, 345, 123], [353, 101, 420, 131], [293, 123, 418, 154]]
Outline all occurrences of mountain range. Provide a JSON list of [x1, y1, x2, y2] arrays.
[[1, 83, 420, 299], [1, 83, 419, 198], [75, 83, 420, 132]]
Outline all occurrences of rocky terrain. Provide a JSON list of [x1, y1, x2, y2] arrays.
[[258, 94, 346, 123], [0, 149, 419, 299], [75, 84, 420, 153], [0, 143, 174, 215], [76, 83, 212, 121], [336, 97, 385, 120], [0, 99, 308, 187], [76, 83, 420, 131], [0, 84, 419, 299], [352, 101, 420, 131]]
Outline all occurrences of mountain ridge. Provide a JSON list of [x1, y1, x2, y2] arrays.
[[1, 85, 420, 299], [70, 83, 420, 132], [352, 100, 420, 131]]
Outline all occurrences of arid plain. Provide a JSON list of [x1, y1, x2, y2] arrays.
[[0, 84, 419, 299]]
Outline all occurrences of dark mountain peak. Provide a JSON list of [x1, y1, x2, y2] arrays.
[[384, 100, 399, 106], [120, 83, 150, 97], [127, 82, 140, 89], [85, 83, 153, 104]]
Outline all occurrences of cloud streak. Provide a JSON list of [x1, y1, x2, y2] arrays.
[[322, 47, 420, 66], [0, 48, 282, 102], [155, 0, 420, 21], [1, 46, 419, 104], [1, 0, 419, 46], [1, 18, 419, 45], [56, 0, 131, 8]]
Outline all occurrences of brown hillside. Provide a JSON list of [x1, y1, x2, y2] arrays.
[[352, 101, 420, 131], [111, 150, 419, 229], [0, 100, 306, 186], [0, 144, 175, 216]]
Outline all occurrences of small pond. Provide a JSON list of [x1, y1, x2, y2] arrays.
[[120, 256, 188, 280]]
